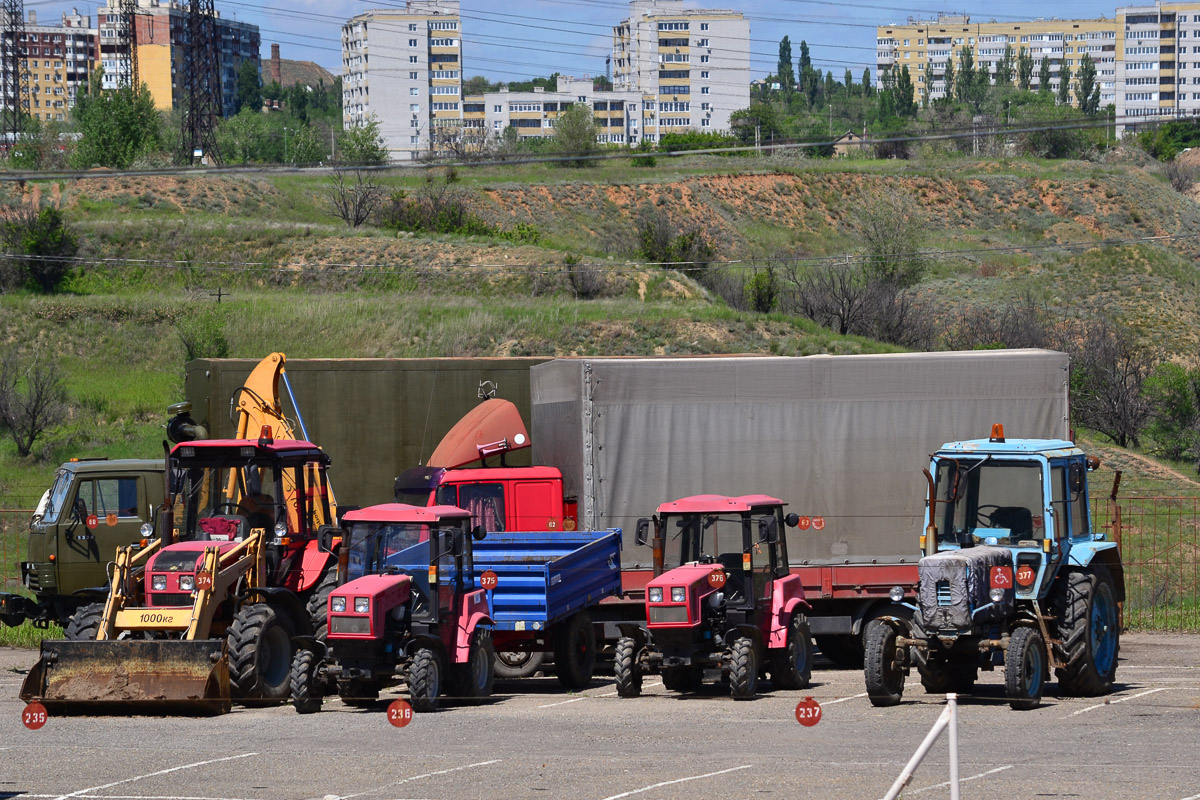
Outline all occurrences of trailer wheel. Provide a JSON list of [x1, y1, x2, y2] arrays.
[[493, 650, 546, 679], [553, 611, 596, 690], [864, 620, 905, 707], [1006, 626, 1045, 710], [290, 648, 322, 714], [613, 637, 642, 698], [662, 665, 703, 693], [771, 614, 813, 690], [814, 634, 864, 669], [63, 603, 104, 641], [1054, 566, 1120, 697], [450, 629, 495, 701], [728, 637, 758, 700], [304, 567, 338, 640], [228, 602, 295, 701], [409, 646, 443, 713]]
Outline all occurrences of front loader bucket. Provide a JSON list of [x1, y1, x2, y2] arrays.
[[20, 639, 231, 716]]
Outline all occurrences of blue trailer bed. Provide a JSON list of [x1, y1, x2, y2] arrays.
[[473, 529, 622, 631]]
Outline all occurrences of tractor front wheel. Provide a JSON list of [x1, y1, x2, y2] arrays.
[[864, 619, 905, 707], [228, 603, 295, 701], [1054, 566, 1120, 697], [450, 629, 495, 701], [1005, 626, 1045, 710], [64, 603, 104, 641], [553, 611, 596, 690], [409, 646, 443, 712], [613, 637, 642, 698], [304, 566, 338, 640], [770, 614, 813, 690], [728, 637, 758, 700], [289, 648, 322, 714]]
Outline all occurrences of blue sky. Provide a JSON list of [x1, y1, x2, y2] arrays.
[[33, 1, 1120, 82]]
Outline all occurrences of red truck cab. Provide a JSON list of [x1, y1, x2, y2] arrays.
[[394, 465, 570, 533]]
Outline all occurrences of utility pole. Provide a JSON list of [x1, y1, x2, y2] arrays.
[[1, 0, 28, 143], [115, 0, 139, 90], [181, 0, 222, 165]]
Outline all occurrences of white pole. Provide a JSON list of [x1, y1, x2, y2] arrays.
[[881, 704, 952, 800], [948, 693, 960, 800]]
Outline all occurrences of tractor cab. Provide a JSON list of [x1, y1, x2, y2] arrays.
[[613, 494, 811, 700]]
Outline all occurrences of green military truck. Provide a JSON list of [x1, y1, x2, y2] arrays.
[[1, 459, 164, 628]]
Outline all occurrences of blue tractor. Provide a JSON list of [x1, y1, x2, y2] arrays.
[[865, 425, 1123, 710]]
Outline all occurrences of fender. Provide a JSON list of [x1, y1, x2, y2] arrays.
[[454, 588, 493, 664], [1066, 542, 1126, 602], [246, 586, 314, 637], [295, 539, 336, 594], [406, 633, 446, 661], [731, 624, 765, 653], [768, 574, 810, 648], [854, 601, 916, 636], [617, 622, 648, 650]]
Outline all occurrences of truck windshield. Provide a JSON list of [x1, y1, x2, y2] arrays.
[[661, 513, 746, 574], [934, 459, 1045, 546], [38, 468, 73, 524]]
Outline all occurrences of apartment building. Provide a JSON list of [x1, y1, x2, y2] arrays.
[[612, 0, 749, 139], [1116, 3, 1200, 127], [876, 14, 1118, 107], [342, 1, 463, 161], [478, 76, 650, 146], [96, 0, 260, 117], [0, 9, 98, 124]]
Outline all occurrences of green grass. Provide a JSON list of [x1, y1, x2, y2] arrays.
[[0, 621, 62, 648]]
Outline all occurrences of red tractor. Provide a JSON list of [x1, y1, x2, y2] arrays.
[[290, 503, 494, 713], [614, 494, 812, 700]]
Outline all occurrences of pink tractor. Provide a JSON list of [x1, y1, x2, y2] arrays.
[[290, 503, 494, 713], [614, 494, 812, 700]]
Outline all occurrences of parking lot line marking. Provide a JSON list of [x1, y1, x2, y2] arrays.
[[539, 696, 588, 708], [906, 764, 1014, 795], [598, 765, 753, 800], [336, 759, 501, 800], [1179, 793, 1200, 800], [826, 691, 869, 705], [1069, 687, 1168, 717], [50, 753, 258, 800], [28, 795, 265, 800]]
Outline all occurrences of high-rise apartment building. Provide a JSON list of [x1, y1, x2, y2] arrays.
[[97, 0, 260, 117], [1116, 4, 1200, 126], [0, 9, 98, 124], [612, 0, 749, 139], [342, 1, 463, 161]]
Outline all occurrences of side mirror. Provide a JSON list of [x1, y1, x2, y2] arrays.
[[1086, 455, 1101, 472], [758, 517, 778, 544], [784, 512, 800, 529], [635, 518, 651, 547], [1069, 463, 1086, 494], [472, 524, 487, 541], [317, 525, 338, 553], [449, 531, 465, 558]]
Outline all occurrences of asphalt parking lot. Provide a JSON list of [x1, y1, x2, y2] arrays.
[[0, 632, 1197, 800]]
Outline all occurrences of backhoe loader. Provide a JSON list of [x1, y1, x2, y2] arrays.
[[20, 431, 337, 714]]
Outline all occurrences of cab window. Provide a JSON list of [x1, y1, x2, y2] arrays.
[[78, 478, 140, 518]]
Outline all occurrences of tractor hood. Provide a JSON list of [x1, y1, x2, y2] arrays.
[[917, 546, 1014, 632], [148, 541, 240, 574], [145, 541, 241, 608], [645, 563, 724, 628], [328, 573, 413, 639]]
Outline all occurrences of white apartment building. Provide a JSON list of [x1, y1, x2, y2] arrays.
[[612, 0, 750, 138], [1115, 3, 1200, 130], [478, 76, 649, 145], [342, 1, 463, 161]]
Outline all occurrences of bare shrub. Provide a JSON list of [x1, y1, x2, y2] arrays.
[[941, 292, 1054, 351], [1066, 318, 1155, 448], [1166, 159, 1196, 193], [328, 168, 383, 228], [0, 349, 68, 458], [564, 255, 605, 300]]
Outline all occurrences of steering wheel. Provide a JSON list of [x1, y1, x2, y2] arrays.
[[974, 504, 1002, 526], [698, 553, 715, 564]]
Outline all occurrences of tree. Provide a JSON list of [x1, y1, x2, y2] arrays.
[[553, 103, 598, 167], [777, 36, 796, 95], [0, 349, 68, 458], [799, 40, 819, 106], [1017, 47, 1034, 91], [0, 206, 79, 294], [862, 68, 873, 97], [1143, 362, 1200, 460], [895, 65, 917, 117], [941, 57, 956, 105], [336, 117, 388, 165], [731, 102, 782, 144], [851, 192, 927, 288], [70, 69, 166, 169], [1069, 319, 1155, 448], [235, 59, 262, 114], [844, 68, 855, 95], [1077, 53, 1101, 115], [286, 123, 323, 164], [1057, 62, 1072, 106], [995, 45, 1016, 87], [955, 46, 987, 110], [7, 119, 70, 170], [1038, 56, 1052, 95], [328, 169, 383, 228]]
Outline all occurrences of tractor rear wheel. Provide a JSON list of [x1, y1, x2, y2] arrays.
[[289, 648, 322, 714], [864, 619, 905, 707], [64, 603, 104, 641], [728, 637, 758, 700], [553, 611, 596, 690], [450, 629, 495, 701], [1005, 626, 1045, 710], [1054, 566, 1120, 697], [493, 650, 546, 679], [770, 614, 813, 690], [662, 665, 703, 693], [304, 566, 338, 640], [613, 637, 642, 698], [409, 646, 443, 712], [815, 634, 864, 669], [228, 602, 296, 701]]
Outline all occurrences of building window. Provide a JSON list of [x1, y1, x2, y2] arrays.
[[409, 23, 417, 31], [410, 103, 420, 111], [410, 71, 418, 79], [410, 56, 418, 63], [701, 70, 709, 78], [700, 55, 709, 63], [701, 86, 710, 94], [701, 118, 710, 126], [410, 87, 419, 95], [409, 39, 418, 47]]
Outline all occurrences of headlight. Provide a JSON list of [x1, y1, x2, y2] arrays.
[[648, 587, 663, 603], [331, 596, 346, 613], [989, 587, 1005, 603], [140, 523, 154, 537], [889, 586, 905, 603], [179, 575, 195, 592], [354, 597, 370, 614], [670, 586, 686, 602], [274, 522, 288, 537], [151, 575, 166, 591]]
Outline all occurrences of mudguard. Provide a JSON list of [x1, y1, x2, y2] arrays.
[[296, 539, 336, 593], [768, 574, 809, 648], [617, 623, 648, 650], [454, 589, 493, 664], [1066, 541, 1126, 601], [245, 587, 314, 636], [731, 624, 765, 652]]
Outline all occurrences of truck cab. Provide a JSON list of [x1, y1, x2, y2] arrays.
[[394, 465, 569, 533]]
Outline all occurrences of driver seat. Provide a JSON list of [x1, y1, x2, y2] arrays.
[[199, 515, 248, 542], [716, 553, 746, 603], [990, 506, 1033, 538]]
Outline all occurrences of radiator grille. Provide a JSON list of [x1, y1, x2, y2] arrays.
[[936, 580, 952, 606]]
